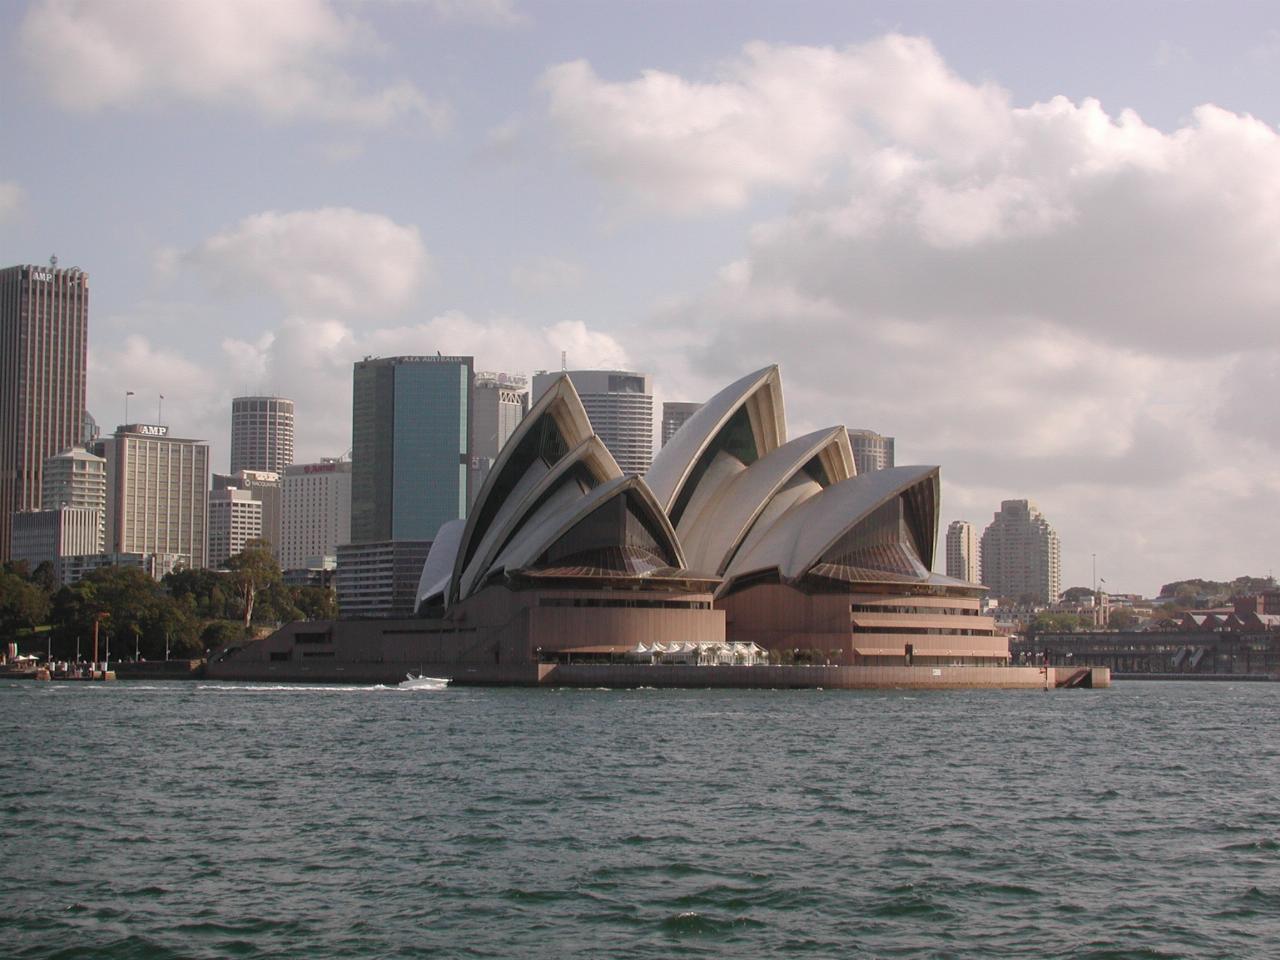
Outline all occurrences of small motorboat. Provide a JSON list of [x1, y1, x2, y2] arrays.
[[398, 673, 450, 690]]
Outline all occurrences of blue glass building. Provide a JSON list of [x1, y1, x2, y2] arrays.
[[351, 356, 473, 543]]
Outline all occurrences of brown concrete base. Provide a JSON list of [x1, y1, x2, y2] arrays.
[[205, 659, 1108, 690], [114, 660, 205, 681], [521, 663, 1108, 690]]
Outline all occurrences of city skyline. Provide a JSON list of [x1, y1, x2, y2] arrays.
[[3, 1, 1280, 594]]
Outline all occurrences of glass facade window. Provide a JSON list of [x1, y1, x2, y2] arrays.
[[351, 356, 473, 544]]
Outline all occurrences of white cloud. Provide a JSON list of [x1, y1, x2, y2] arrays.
[[0, 180, 22, 221], [543, 36, 1011, 215], [546, 36, 1280, 355], [88, 334, 221, 435], [218, 312, 628, 459], [185, 207, 430, 315], [550, 35, 1280, 593], [412, 0, 525, 27], [20, 0, 447, 128], [510, 256, 585, 294]]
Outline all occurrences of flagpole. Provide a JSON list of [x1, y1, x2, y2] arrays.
[[158, 394, 164, 425], [124, 390, 134, 426]]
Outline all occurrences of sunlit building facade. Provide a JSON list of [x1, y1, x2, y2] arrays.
[[980, 499, 1061, 604], [0, 264, 89, 561], [946, 520, 980, 584]]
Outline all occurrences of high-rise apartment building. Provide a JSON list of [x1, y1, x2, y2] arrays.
[[10, 507, 102, 579], [0, 264, 89, 560], [847, 429, 895, 475], [350, 356, 473, 543], [471, 372, 528, 502], [980, 499, 1061, 604], [98, 424, 210, 569], [42, 447, 107, 553], [208, 487, 263, 569], [531, 370, 653, 474], [661, 402, 701, 447], [230, 396, 294, 474], [281, 459, 351, 571], [945, 520, 980, 584], [214, 469, 281, 558]]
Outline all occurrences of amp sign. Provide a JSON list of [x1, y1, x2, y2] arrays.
[[133, 424, 169, 437], [31, 271, 53, 282]]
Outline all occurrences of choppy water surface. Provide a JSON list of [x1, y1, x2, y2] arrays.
[[2, 680, 1278, 959]]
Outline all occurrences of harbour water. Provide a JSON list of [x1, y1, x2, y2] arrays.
[[2, 680, 1277, 958]]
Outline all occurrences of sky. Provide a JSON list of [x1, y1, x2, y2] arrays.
[[3, 0, 1280, 597]]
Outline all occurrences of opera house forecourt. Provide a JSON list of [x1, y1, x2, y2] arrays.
[[209, 367, 1107, 689]]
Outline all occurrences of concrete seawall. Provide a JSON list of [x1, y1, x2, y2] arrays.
[[206, 659, 1108, 690]]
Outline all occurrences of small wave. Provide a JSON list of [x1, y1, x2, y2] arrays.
[[195, 684, 388, 693], [1223, 837, 1280, 852], [658, 911, 764, 936]]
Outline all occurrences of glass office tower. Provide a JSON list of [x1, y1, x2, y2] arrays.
[[350, 356, 473, 543]]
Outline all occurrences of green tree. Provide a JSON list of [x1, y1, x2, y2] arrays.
[[293, 585, 337, 621], [1028, 611, 1087, 636], [164, 567, 235, 619], [30, 561, 59, 596], [201, 620, 247, 652], [54, 567, 199, 660], [225, 540, 281, 631], [1061, 586, 1096, 603], [0, 571, 51, 641], [1107, 607, 1139, 630]]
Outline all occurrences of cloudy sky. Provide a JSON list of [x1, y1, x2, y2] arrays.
[[3, 0, 1279, 596]]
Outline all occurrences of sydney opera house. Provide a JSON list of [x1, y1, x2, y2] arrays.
[[214, 365, 1016, 682]]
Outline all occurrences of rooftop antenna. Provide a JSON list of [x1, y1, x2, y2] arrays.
[[49, 254, 58, 269], [561, 350, 567, 371]]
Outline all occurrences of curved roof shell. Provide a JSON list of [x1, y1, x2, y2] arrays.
[[416, 517, 466, 609], [457, 435, 621, 601], [645, 365, 785, 524], [679, 426, 854, 576], [489, 475, 686, 581], [449, 375, 596, 606], [723, 465, 940, 588]]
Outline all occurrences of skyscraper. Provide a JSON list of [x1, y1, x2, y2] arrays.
[[350, 355, 473, 543], [0, 264, 89, 561], [281, 459, 351, 571], [531, 370, 653, 474], [208, 487, 263, 569], [661, 402, 701, 447], [471, 372, 528, 502], [214, 469, 282, 558], [980, 499, 1061, 603], [230, 396, 294, 474], [98, 423, 210, 569], [846, 429, 895, 475], [42, 447, 107, 553], [945, 520, 980, 584]]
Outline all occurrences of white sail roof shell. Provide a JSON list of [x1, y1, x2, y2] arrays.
[[488, 475, 686, 579], [645, 365, 785, 515], [679, 426, 854, 575], [457, 435, 621, 601], [415, 517, 466, 609], [449, 375, 596, 606], [724, 465, 940, 585]]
